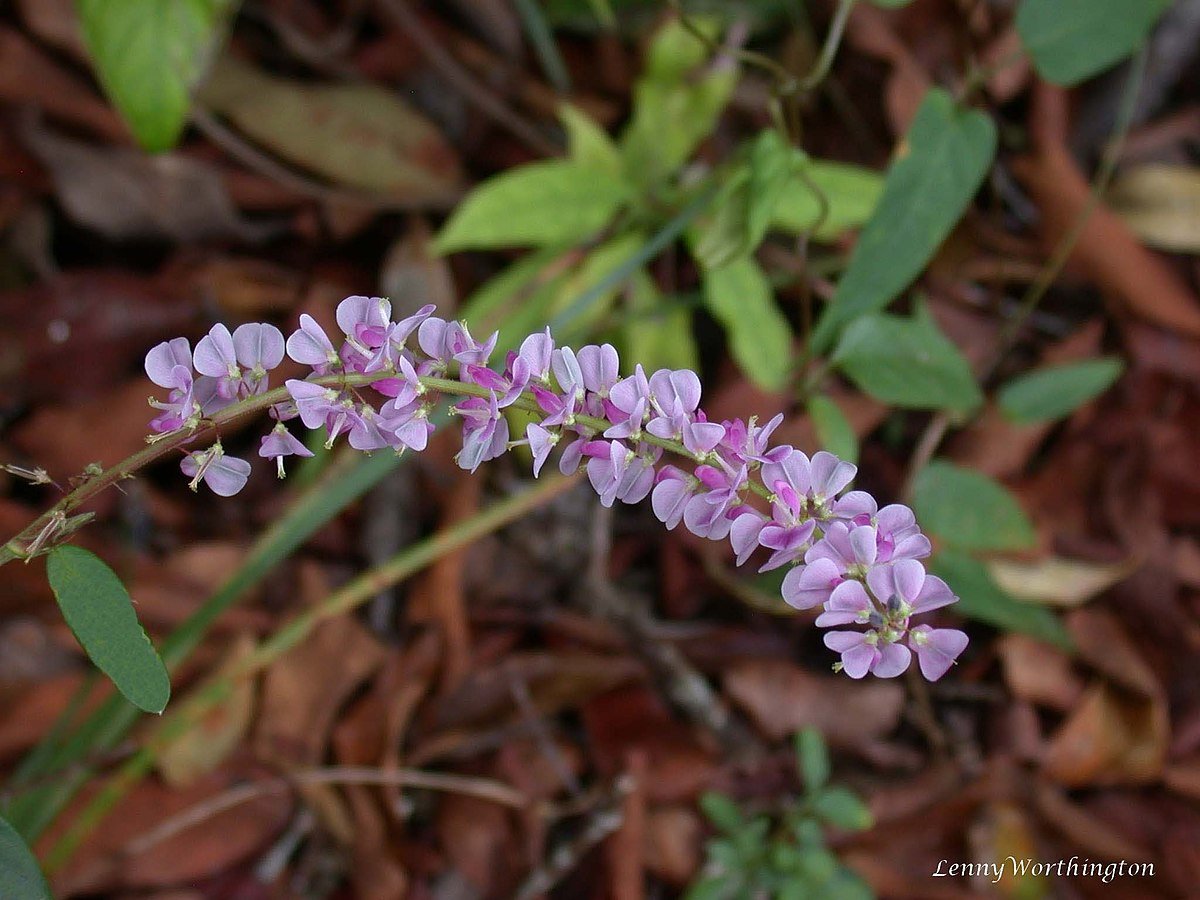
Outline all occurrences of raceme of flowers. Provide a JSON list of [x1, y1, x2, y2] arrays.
[[143, 296, 969, 681]]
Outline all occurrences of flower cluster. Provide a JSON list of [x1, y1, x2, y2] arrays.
[[144, 297, 968, 681]]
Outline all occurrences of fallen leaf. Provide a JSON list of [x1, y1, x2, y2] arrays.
[[197, 55, 462, 206], [0, 28, 126, 140], [14, 0, 88, 60], [255, 580, 387, 765], [21, 117, 274, 243], [723, 659, 903, 746], [1109, 164, 1200, 254], [1013, 85, 1200, 338], [1041, 681, 1167, 786], [582, 685, 717, 804], [996, 635, 1084, 711], [1033, 780, 1157, 861], [644, 805, 702, 886], [987, 556, 1137, 608], [1065, 609, 1161, 698]]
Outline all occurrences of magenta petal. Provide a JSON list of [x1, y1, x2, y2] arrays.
[[848, 525, 878, 567], [729, 513, 765, 565], [193, 324, 237, 377], [234, 323, 285, 370], [783, 558, 840, 609], [891, 558, 927, 604], [910, 574, 957, 615], [145, 338, 193, 387], [287, 314, 335, 366], [872, 642, 912, 678], [652, 478, 691, 530], [911, 627, 968, 680], [204, 455, 252, 496]]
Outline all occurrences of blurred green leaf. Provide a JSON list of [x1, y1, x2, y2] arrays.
[[700, 791, 746, 833], [812, 88, 996, 350], [560, 102, 621, 175], [435, 160, 628, 252], [1016, 0, 1169, 86], [997, 357, 1124, 423], [830, 303, 982, 412], [0, 815, 50, 900], [621, 18, 737, 187], [795, 728, 830, 792], [701, 256, 793, 390], [808, 396, 858, 464], [46, 546, 171, 714], [551, 231, 646, 332], [198, 56, 462, 204], [868, 0, 913, 6], [770, 161, 884, 240], [695, 131, 795, 268], [811, 786, 872, 831], [78, 0, 235, 152], [623, 268, 699, 372], [461, 245, 572, 344], [912, 461, 1035, 552], [932, 550, 1072, 649]]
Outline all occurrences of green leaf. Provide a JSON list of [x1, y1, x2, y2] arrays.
[[560, 103, 621, 176], [78, 0, 235, 152], [694, 131, 795, 269], [701, 256, 793, 391], [551, 231, 646, 332], [807, 396, 858, 464], [770, 161, 884, 241], [997, 357, 1124, 423], [45, 546, 170, 714], [932, 550, 1072, 649], [811, 786, 872, 831], [700, 791, 746, 833], [1016, 0, 1169, 87], [868, 0, 913, 6], [623, 269, 699, 373], [434, 160, 628, 252], [812, 89, 996, 350], [912, 461, 1035, 552], [620, 18, 737, 187], [794, 728, 830, 792], [0, 815, 51, 900], [461, 245, 573, 346], [830, 303, 983, 412]]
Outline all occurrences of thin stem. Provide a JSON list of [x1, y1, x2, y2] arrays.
[[795, 0, 856, 94]]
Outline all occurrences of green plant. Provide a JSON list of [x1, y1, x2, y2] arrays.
[[686, 728, 873, 900]]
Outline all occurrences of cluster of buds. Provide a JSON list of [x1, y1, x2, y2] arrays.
[[145, 297, 968, 681]]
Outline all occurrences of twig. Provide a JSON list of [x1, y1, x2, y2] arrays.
[[374, 0, 560, 157], [125, 765, 529, 855], [516, 777, 634, 899]]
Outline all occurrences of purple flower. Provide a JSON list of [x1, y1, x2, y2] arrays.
[[651, 466, 694, 530], [833, 495, 931, 563], [286, 314, 340, 372], [145, 338, 200, 433], [526, 423, 559, 477], [455, 392, 508, 472], [180, 443, 252, 496], [682, 463, 747, 541], [781, 557, 843, 610], [379, 397, 434, 452], [259, 423, 313, 478], [908, 626, 969, 681], [824, 630, 911, 679], [866, 559, 956, 619], [285, 379, 360, 448], [729, 512, 767, 565], [519, 329, 555, 382]]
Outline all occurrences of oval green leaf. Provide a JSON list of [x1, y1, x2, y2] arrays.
[[830, 304, 983, 413], [78, 0, 236, 152], [700, 256, 794, 391], [0, 815, 51, 900], [434, 160, 629, 252], [812, 88, 996, 350], [1016, 0, 1170, 87], [997, 357, 1124, 423], [913, 461, 1035, 552], [46, 546, 171, 714], [808, 395, 859, 464]]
